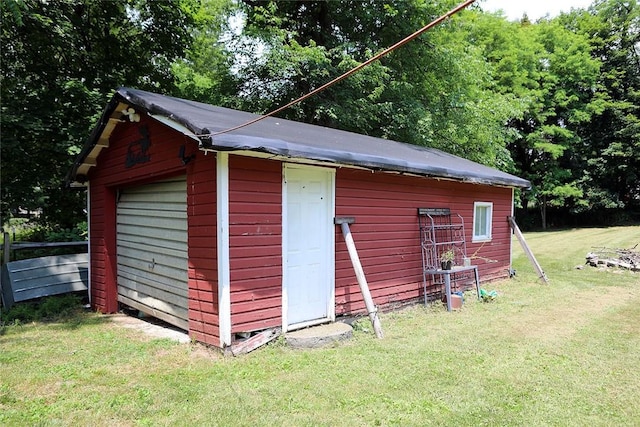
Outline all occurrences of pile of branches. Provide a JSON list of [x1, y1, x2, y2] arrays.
[[586, 245, 640, 272]]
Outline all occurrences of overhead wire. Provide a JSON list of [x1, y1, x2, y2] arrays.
[[204, 0, 477, 139]]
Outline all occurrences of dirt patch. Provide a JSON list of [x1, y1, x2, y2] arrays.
[[107, 313, 190, 343], [188, 343, 225, 360]]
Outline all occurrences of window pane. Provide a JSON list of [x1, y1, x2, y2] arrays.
[[474, 209, 481, 235], [477, 206, 486, 236], [473, 203, 492, 240]]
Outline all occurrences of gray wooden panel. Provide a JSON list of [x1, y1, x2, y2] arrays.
[[1, 253, 88, 308], [116, 227, 187, 252], [120, 179, 186, 196], [117, 240, 188, 267], [118, 264, 187, 295], [117, 247, 187, 276], [117, 213, 187, 231], [118, 275, 187, 309], [116, 177, 188, 330]]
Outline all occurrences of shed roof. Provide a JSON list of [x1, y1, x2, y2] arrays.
[[69, 87, 530, 188]]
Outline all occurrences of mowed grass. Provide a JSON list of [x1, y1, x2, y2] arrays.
[[1, 226, 639, 426]]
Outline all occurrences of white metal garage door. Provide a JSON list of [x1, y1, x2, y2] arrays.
[[116, 177, 189, 330]]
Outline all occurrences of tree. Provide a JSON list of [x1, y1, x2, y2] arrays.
[[467, 10, 599, 228], [228, 0, 521, 167], [521, 19, 599, 228], [171, 0, 239, 105], [1, 0, 200, 229], [566, 0, 640, 214]]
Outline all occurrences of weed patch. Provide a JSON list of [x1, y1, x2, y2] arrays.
[[1, 294, 85, 324]]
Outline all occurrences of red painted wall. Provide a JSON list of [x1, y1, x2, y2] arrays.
[[335, 168, 512, 315], [185, 152, 218, 346], [87, 114, 220, 347], [87, 116, 514, 345], [228, 155, 283, 333], [221, 158, 513, 331]]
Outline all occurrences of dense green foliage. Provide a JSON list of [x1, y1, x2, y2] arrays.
[[1, 0, 199, 228], [1, 0, 638, 230], [229, 0, 520, 167], [570, 1, 640, 213], [461, 12, 602, 227]]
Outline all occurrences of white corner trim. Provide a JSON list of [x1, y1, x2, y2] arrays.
[[328, 168, 336, 322], [217, 152, 231, 347]]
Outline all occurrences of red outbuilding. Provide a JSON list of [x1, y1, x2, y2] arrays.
[[68, 88, 530, 349]]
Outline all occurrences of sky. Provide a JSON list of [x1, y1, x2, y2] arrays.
[[480, 0, 593, 21]]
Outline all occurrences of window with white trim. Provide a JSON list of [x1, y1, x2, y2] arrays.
[[473, 202, 493, 242]]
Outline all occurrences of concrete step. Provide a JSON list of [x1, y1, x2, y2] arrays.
[[285, 322, 353, 349]]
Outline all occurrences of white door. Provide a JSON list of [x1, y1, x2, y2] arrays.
[[116, 177, 188, 330], [284, 165, 335, 328]]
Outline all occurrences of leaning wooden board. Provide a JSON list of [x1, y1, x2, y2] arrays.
[[1, 253, 88, 308], [508, 216, 548, 284]]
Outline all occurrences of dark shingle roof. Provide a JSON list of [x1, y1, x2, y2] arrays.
[[69, 87, 530, 188]]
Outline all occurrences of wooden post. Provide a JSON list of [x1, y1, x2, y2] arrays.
[[1, 231, 8, 314], [334, 217, 383, 339], [508, 216, 549, 284], [229, 328, 281, 356], [3, 231, 10, 265]]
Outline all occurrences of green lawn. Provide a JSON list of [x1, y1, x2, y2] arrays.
[[1, 226, 639, 426]]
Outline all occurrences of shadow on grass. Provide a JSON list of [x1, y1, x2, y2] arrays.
[[1, 293, 109, 334], [48, 311, 111, 331]]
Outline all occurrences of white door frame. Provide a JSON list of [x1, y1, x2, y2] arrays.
[[282, 163, 335, 332]]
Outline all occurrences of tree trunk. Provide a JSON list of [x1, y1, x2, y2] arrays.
[[540, 194, 547, 230]]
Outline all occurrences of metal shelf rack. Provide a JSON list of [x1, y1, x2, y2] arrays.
[[417, 208, 480, 309]]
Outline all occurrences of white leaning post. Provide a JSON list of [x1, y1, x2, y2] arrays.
[[335, 217, 383, 339], [508, 216, 549, 284]]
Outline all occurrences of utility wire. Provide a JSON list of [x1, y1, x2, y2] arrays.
[[206, 0, 477, 138]]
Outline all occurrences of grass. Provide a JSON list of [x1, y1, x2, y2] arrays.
[[1, 226, 639, 426]]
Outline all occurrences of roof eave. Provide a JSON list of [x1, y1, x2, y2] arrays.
[[200, 142, 531, 189], [66, 89, 209, 188], [67, 87, 532, 191]]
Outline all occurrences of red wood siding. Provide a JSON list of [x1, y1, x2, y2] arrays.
[[228, 155, 283, 333], [335, 169, 512, 315], [88, 186, 118, 313], [186, 153, 218, 346], [87, 113, 514, 345], [87, 114, 220, 347]]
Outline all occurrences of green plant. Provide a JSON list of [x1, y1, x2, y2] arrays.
[[1, 294, 84, 323], [3, 220, 88, 260], [440, 249, 455, 263], [349, 317, 371, 333]]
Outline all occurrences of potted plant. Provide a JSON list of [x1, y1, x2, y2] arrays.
[[440, 249, 455, 270]]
